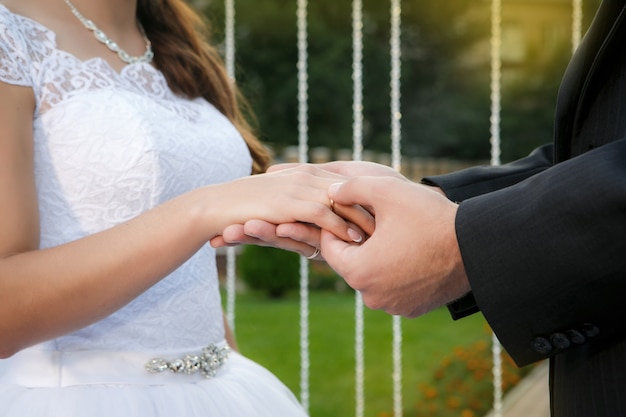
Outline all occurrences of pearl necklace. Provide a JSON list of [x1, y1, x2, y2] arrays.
[[63, 0, 154, 65]]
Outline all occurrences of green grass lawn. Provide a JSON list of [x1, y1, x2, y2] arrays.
[[227, 290, 490, 417]]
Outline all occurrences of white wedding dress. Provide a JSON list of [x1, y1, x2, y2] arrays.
[[0, 5, 307, 416]]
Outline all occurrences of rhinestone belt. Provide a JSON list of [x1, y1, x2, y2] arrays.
[[145, 344, 230, 378]]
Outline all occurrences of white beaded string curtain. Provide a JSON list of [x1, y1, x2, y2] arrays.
[[222, 0, 314, 411], [352, 2, 404, 416], [220, 1, 587, 416], [296, 0, 311, 413], [222, 0, 314, 410]]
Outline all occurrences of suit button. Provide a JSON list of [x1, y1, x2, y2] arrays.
[[531, 337, 552, 354], [565, 329, 585, 344], [582, 323, 600, 338], [550, 332, 571, 350]]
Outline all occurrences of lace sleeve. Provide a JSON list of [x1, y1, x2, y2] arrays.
[[0, 9, 33, 87]]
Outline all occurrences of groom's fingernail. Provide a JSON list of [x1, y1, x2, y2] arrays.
[[329, 182, 343, 196], [348, 228, 363, 243]]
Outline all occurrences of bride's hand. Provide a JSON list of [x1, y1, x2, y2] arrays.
[[210, 199, 373, 260], [211, 221, 324, 259], [206, 165, 374, 254], [269, 160, 409, 181]]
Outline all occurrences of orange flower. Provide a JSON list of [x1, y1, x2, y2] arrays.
[[474, 340, 488, 351], [446, 396, 462, 409], [473, 369, 487, 380], [461, 409, 475, 417], [425, 387, 438, 399], [466, 358, 480, 371], [469, 399, 484, 410]]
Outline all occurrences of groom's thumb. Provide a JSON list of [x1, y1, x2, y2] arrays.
[[329, 178, 372, 208]]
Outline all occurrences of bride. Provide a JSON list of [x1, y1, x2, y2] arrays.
[[0, 0, 368, 415]]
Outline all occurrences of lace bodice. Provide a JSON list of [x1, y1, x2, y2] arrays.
[[0, 5, 252, 351]]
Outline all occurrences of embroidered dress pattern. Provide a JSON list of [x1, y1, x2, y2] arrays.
[[0, 6, 307, 416]]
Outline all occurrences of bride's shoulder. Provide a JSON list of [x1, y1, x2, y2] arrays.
[[0, 0, 46, 16], [0, 1, 57, 89], [0, 1, 64, 35]]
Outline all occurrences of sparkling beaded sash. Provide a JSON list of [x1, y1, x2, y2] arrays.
[[145, 344, 230, 378], [0, 342, 231, 387]]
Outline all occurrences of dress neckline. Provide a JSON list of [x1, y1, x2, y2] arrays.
[[0, 4, 154, 77]]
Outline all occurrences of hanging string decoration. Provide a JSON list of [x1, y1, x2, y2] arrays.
[[224, 0, 237, 333], [489, 0, 502, 168], [389, 1, 403, 416], [572, 0, 583, 53], [224, 0, 236, 80], [352, 0, 365, 163], [491, 334, 504, 417], [392, 315, 403, 417], [390, 0, 402, 173], [351, 1, 366, 416], [296, 0, 311, 413], [225, 247, 237, 332], [489, 0, 504, 416]]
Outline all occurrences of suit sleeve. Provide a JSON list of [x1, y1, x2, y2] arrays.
[[423, 144, 554, 202], [429, 139, 626, 366], [423, 143, 554, 319]]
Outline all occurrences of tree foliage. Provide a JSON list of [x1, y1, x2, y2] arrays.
[[203, 0, 601, 163], [237, 245, 300, 298]]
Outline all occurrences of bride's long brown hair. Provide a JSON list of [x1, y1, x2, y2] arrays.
[[136, 0, 270, 174]]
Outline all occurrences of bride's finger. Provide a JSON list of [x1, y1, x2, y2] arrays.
[[331, 202, 375, 237], [274, 222, 322, 249], [267, 163, 299, 173], [212, 222, 321, 258], [209, 235, 229, 248], [244, 220, 322, 258]]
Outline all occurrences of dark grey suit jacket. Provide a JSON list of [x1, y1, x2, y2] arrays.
[[425, 0, 626, 415]]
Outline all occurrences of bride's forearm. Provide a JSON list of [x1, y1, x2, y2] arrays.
[[0, 190, 211, 358], [0, 166, 358, 357]]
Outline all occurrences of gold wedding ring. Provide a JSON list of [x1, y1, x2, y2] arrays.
[[329, 198, 335, 213]]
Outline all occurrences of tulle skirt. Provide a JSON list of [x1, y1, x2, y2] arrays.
[[0, 347, 308, 417]]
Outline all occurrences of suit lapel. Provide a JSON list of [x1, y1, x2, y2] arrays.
[[554, 0, 626, 161]]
